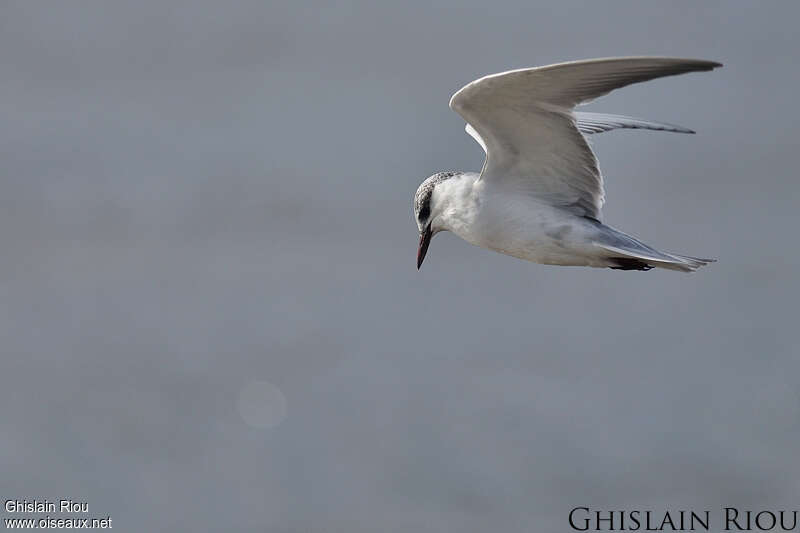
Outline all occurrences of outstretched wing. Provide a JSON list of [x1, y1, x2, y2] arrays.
[[450, 57, 721, 219]]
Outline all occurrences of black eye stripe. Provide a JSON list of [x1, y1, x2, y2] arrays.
[[418, 196, 431, 221]]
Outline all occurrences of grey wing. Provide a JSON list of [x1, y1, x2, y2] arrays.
[[466, 112, 694, 152], [450, 57, 721, 219], [574, 112, 694, 135]]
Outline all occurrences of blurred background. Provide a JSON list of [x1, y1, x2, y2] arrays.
[[1, 1, 798, 531]]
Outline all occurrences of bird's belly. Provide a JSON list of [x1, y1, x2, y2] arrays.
[[458, 204, 603, 267]]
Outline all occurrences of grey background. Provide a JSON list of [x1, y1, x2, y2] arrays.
[[1, 1, 798, 531]]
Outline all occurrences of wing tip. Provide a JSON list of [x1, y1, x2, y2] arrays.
[[649, 57, 723, 73], [686, 58, 723, 72], [623, 56, 723, 69], [700, 60, 723, 71]]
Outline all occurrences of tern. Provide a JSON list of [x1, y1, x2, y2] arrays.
[[413, 57, 721, 272]]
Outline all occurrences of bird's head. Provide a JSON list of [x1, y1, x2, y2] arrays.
[[413, 172, 460, 269]]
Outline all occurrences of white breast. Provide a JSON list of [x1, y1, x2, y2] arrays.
[[447, 181, 603, 267]]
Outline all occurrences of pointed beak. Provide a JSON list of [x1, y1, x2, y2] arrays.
[[417, 223, 432, 270]]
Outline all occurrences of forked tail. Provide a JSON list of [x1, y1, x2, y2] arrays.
[[591, 223, 715, 272]]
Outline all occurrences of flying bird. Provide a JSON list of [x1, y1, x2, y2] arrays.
[[413, 57, 721, 272]]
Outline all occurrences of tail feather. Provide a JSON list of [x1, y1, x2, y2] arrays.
[[597, 243, 715, 272], [590, 222, 715, 273], [663, 253, 716, 271]]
